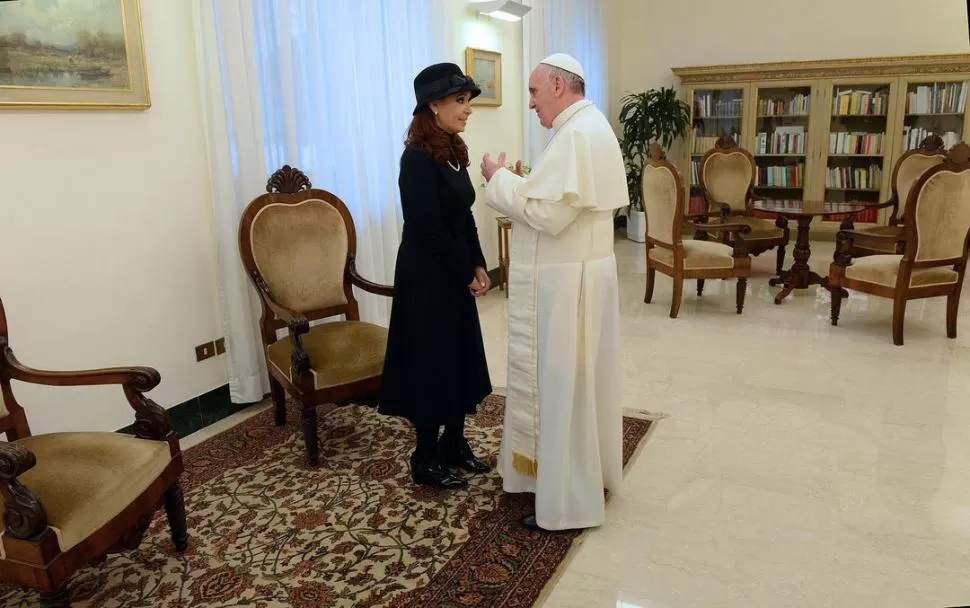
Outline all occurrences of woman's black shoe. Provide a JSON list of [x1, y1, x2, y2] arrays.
[[411, 457, 467, 489], [439, 438, 490, 474]]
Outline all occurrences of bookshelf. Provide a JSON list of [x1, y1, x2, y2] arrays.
[[674, 54, 970, 236], [752, 84, 813, 204]]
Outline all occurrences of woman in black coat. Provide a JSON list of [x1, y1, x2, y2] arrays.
[[379, 63, 493, 490]]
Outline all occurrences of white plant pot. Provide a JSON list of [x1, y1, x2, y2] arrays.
[[626, 210, 646, 243]]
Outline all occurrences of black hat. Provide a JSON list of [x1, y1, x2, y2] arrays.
[[412, 62, 481, 116]]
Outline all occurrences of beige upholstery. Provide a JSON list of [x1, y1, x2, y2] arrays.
[[649, 240, 736, 270], [0, 391, 6, 418], [845, 255, 959, 287], [710, 216, 783, 241], [913, 171, 970, 262], [643, 164, 680, 245], [702, 152, 753, 211], [267, 321, 388, 390], [251, 200, 350, 313], [0, 433, 172, 555], [897, 154, 946, 214]]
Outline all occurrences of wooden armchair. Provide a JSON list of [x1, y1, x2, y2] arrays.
[[840, 134, 947, 256], [829, 142, 970, 346], [0, 297, 186, 607], [699, 135, 790, 274], [643, 145, 753, 318], [239, 166, 393, 466]]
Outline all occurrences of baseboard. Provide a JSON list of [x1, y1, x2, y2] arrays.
[[117, 383, 246, 438]]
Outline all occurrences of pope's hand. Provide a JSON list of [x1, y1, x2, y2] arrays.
[[481, 152, 506, 183]]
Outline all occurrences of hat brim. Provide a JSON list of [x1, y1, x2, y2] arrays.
[[413, 82, 482, 115]]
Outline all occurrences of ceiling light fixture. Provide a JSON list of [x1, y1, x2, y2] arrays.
[[469, 1, 532, 22]]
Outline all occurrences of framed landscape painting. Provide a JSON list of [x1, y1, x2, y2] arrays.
[[0, 0, 149, 109], [465, 47, 501, 107]]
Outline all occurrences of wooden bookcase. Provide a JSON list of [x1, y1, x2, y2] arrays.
[[673, 54, 970, 234]]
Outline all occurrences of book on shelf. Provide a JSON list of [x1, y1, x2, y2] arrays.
[[692, 130, 739, 154], [756, 126, 806, 154], [902, 127, 960, 151], [828, 131, 884, 155], [688, 195, 706, 215], [693, 94, 743, 118], [905, 82, 968, 115], [755, 163, 803, 188], [826, 164, 883, 190], [758, 94, 809, 116], [831, 89, 888, 116]]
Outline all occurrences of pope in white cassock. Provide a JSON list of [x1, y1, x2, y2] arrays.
[[480, 53, 629, 531]]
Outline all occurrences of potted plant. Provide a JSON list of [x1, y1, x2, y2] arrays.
[[618, 88, 690, 242]]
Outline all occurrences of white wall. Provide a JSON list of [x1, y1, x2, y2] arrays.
[[445, 12, 525, 270], [608, 0, 970, 117], [0, 1, 225, 434]]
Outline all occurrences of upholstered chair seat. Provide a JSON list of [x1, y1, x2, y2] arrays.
[[648, 240, 736, 270], [829, 142, 970, 345], [265, 321, 387, 390], [844, 255, 959, 288], [0, 432, 173, 556]]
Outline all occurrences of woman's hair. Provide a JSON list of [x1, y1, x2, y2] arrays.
[[405, 111, 470, 167]]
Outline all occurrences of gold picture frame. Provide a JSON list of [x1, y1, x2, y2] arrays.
[[465, 47, 502, 107], [0, 0, 149, 109]]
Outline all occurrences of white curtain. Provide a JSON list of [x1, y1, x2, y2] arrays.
[[194, 0, 448, 404], [522, 0, 608, 163]]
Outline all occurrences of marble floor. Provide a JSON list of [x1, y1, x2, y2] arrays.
[[477, 237, 970, 608], [184, 236, 970, 608]]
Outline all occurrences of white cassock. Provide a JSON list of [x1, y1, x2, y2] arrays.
[[484, 99, 629, 530]]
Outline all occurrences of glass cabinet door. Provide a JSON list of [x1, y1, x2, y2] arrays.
[[824, 82, 893, 225], [688, 87, 744, 213], [900, 79, 967, 152], [752, 85, 812, 201]]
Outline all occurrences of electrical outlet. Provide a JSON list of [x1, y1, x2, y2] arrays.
[[215, 337, 226, 355], [195, 341, 216, 362]]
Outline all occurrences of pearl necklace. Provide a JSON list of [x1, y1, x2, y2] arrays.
[[447, 148, 460, 172]]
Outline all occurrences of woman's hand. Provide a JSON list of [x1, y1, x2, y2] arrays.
[[469, 266, 491, 297]]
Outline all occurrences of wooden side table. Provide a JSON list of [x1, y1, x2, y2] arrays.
[[496, 217, 512, 297]]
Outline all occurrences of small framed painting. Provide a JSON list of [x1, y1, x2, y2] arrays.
[[465, 47, 501, 107], [0, 0, 150, 109]]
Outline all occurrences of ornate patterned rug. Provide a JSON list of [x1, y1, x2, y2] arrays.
[[0, 395, 654, 608]]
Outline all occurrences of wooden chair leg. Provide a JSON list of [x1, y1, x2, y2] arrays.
[[670, 277, 683, 319], [736, 277, 747, 314], [892, 296, 907, 346], [163, 480, 188, 552], [270, 377, 286, 427], [301, 405, 320, 466], [40, 586, 70, 608], [947, 290, 961, 338], [644, 267, 656, 303], [831, 287, 844, 326], [697, 279, 705, 296], [776, 245, 786, 276]]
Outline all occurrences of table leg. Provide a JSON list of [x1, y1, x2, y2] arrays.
[[771, 215, 826, 304]]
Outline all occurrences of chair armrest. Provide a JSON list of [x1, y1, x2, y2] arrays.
[[249, 271, 311, 377], [348, 258, 394, 298], [2, 345, 174, 441], [249, 272, 310, 335], [691, 222, 752, 236], [0, 442, 49, 540], [833, 230, 897, 266]]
